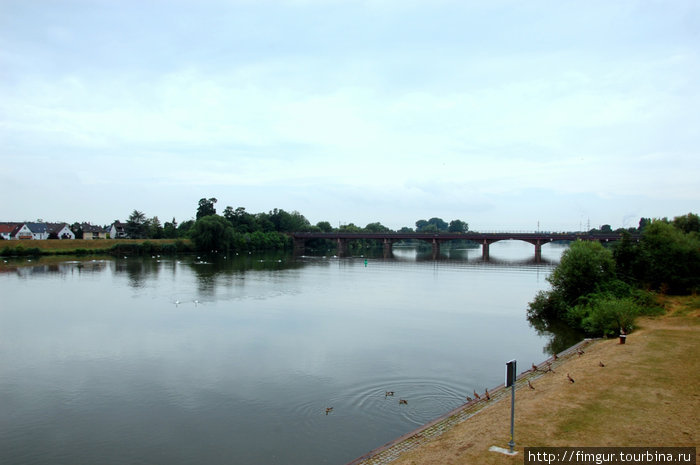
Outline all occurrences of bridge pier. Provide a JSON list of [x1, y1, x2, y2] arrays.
[[534, 240, 542, 263], [337, 238, 349, 257], [383, 239, 394, 258], [293, 238, 306, 255], [482, 240, 490, 260], [432, 239, 440, 259]]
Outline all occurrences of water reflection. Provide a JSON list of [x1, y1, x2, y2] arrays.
[[0, 245, 577, 465]]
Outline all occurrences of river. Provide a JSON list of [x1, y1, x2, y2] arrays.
[[0, 241, 568, 465]]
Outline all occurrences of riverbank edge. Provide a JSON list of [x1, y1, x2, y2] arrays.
[[344, 338, 596, 465], [0, 238, 194, 256]]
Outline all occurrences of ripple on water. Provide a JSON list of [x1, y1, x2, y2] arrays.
[[291, 376, 468, 430]]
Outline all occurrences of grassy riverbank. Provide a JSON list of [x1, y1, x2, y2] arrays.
[[0, 239, 193, 256], [362, 295, 699, 465]]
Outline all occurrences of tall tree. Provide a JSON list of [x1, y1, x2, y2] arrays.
[[547, 240, 617, 307], [163, 218, 178, 239], [316, 221, 333, 232], [224, 206, 257, 233], [448, 219, 468, 233], [672, 213, 700, 234], [190, 215, 234, 253], [149, 216, 163, 239], [70, 222, 84, 239], [364, 222, 390, 232], [637, 220, 700, 293], [416, 218, 448, 232], [126, 210, 148, 239], [196, 198, 217, 219]]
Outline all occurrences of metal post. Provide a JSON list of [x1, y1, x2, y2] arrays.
[[509, 381, 515, 453], [505, 359, 516, 453]]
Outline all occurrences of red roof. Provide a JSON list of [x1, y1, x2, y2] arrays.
[[0, 223, 22, 234]]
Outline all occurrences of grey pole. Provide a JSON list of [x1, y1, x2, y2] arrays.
[[505, 359, 516, 453], [509, 381, 515, 453]]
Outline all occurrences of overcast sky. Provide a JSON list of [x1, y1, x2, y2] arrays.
[[1, 0, 698, 231]]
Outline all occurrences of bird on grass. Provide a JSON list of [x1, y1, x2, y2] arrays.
[[484, 389, 490, 401], [466, 396, 473, 402], [473, 390, 481, 400], [399, 399, 408, 405], [531, 363, 539, 372], [545, 362, 555, 373], [528, 380, 535, 390], [577, 349, 585, 357], [553, 353, 558, 361], [567, 373, 575, 384], [325, 407, 333, 415], [599, 361, 606, 367]]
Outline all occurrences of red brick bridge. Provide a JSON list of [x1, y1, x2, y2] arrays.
[[290, 232, 634, 260]]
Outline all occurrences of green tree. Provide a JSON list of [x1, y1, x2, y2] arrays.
[[364, 222, 391, 232], [612, 231, 642, 284], [416, 217, 448, 232], [190, 215, 234, 253], [339, 223, 361, 232], [267, 208, 310, 232], [548, 240, 617, 306], [672, 212, 700, 234], [316, 221, 333, 232], [224, 206, 258, 233], [71, 222, 84, 239], [638, 217, 651, 231], [177, 219, 195, 237], [126, 210, 148, 239], [448, 219, 468, 233], [149, 216, 163, 239], [637, 220, 700, 293], [196, 198, 217, 220], [255, 212, 276, 232], [578, 296, 642, 336], [163, 218, 178, 239], [528, 240, 617, 323]]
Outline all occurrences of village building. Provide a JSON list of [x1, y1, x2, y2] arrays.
[[0, 223, 22, 240], [82, 223, 109, 240], [109, 221, 128, 239], [46, 223, 75, 240]]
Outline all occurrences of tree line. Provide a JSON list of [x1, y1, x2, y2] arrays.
[[97, 197, 471, 252], [527, 212, 700, 346]]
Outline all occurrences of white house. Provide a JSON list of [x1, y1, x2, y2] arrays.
[[12, 223, 35, 240], [110, 221, 128, 239], [24, 223, 51, 240], [47, 223, 75, 240], [0, 223, 22, 240]]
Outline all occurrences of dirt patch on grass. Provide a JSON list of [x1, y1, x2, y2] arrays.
[[363, 297, 699, 465]]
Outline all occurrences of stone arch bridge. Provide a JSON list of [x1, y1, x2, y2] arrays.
[[290, 232, 634, 261]]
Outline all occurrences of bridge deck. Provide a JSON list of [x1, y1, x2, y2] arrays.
[[291, 232, 633, 242]]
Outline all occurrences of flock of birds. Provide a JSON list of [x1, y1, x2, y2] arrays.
[[325, 347, 605, 416], [325, 391, 412, 415]]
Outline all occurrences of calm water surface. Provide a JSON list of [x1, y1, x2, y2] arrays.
[[0, 242, 566, 465]]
